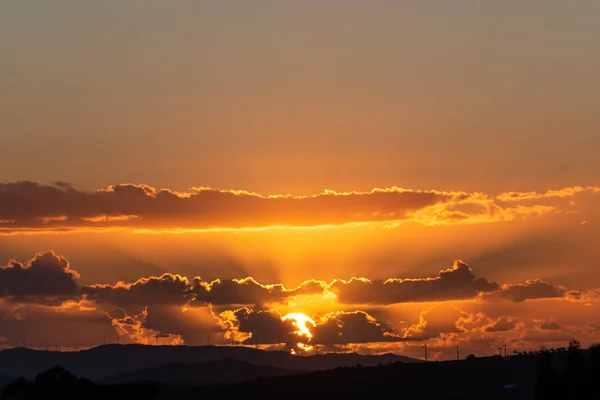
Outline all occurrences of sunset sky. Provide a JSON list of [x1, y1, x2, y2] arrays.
[[0, 1, 599, 360]]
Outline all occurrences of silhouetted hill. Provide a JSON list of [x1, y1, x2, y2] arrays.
[[100, 358, 304, 386], [0, 345, 418, 381], [6, 350, 598, 400], [166, 355, 540, 400]]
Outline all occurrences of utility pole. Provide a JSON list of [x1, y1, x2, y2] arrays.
[[456, 345, 460, 360], [207, 336, 210, 346], [503, 344, 507, 358], [103, 336, 106, 345], [423, 344, 428, 361]]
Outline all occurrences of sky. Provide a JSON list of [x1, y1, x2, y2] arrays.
[[0, 1, 599, 360]]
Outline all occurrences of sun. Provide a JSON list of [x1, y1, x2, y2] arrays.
[[282, 313, 316, 353]]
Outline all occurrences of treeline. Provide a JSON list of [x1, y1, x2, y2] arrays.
[[0, 366, 158, 400], [534, 339, 600, 400]]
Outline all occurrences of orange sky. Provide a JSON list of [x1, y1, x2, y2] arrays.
[[1, 1, 599, 360], [0, 183, 598, 359]]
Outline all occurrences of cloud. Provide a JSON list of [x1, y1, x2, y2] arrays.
[[330, 260, 499, 305], [484, 316, 523, 332], [495, 187, 587, 202], [0, 300, 114, 349], [0, 182, 450, 231], [190, 277, 324, 306], [211, 307, 405, 348], [487, 279, 579, 302], [1, 250, 599, 354], [0, 182, 596, 233], [211, 307, 298, 345], [402, 305, 466, 342], [143, 305, 223, 345], [312, 310, 404, 345], [536, 320, 563, 331], [0, 252, 587, 310], [2, 247, 595, 333], [0, 251, 80, 304], [81, 273, 192, 307], [106, 307, 183, 345]]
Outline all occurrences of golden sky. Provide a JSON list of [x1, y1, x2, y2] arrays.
[[0, 1, 599, 360]]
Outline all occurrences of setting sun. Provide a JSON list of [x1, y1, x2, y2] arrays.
[[282, 313, 316, 353], [282, 313, 316, 339]]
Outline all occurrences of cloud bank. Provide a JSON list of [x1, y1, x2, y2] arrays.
[[0, 182, 596, 233], [0, 251, 595, 356], [1, 252, 581, 309]]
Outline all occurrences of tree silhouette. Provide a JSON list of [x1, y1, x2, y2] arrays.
[[0, 366, 158, 400], [561, 338, 585, 399], [35, 365, 92, 386], [568, 338, 581, 352], [586, 342, 600, 398]]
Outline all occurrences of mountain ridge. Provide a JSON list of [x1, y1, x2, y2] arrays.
[[0, 344, 419, 381]]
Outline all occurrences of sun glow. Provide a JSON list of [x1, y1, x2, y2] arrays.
[[282, 313, 316, 353], [282, 313, 316, 338]]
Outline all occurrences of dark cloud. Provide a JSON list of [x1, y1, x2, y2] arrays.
[[312, 311, 404, 345], [143, 305, 222, 345], [1, 252, 583, 311], [236, 308, 299, 346], [212, 307, 405, 347], [212, 307, 298, 345], [0, 251, 80, 304], [485, 317, 522, 332], [190, 277, 324, 306], [493, 279, 579, 302], [0, 181, 452, 231], [330, 260, 499, 305], [81, 273, 191, 307], [191, 278, 286, 306]]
